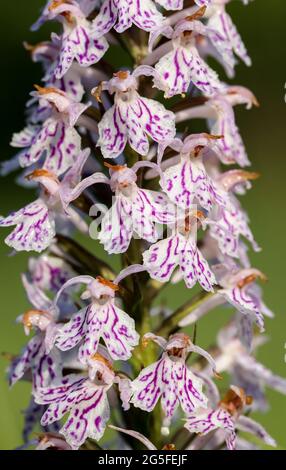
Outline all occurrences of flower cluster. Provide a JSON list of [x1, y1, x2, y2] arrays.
[[2, 0, 285, 451]]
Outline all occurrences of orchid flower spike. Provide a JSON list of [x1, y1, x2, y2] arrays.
[[1, 0, 277, 452]]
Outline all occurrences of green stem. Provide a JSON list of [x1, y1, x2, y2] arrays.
[[156, 291, 215, 338]]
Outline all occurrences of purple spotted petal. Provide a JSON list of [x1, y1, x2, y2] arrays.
[[185, 408, 236, 450], [9, 334, 60, 389], [0, 199, 55, 253], [180, 237, 216, 292], [54, 21, 108, 80], [210, 98, 250, 167], [61, 388, 109, 449], [236, 416, 276, 447], [35, 374, 110, 449], [93, 0, 164, 35], [220, 286, 265, 332], [208, 11, 251, 68], [55, 308, 87, 351], [162, 157, 229, 211], [23, 398, 60, 443], [98, 96, 176, 159], [28, 254, 75, 295], [56, 302, 139, 362], [209, 202, 259, 258], [12, 119, 81, 176], [131, 358, 169, 413], [155, 46, 223, 98], [97, 104, 128, 159], [143, 234, 181, 283], [28, 38, 84, 105], [235, 355, 286, 397], [131, 355, 207, 417], [132, 189, 174, 242], [98, 196, 133, 254], [143, 234, 216, 291]]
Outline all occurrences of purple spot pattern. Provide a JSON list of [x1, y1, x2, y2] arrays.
[[143, 233, 216, 292], [98, 96, 176, 159], [22, 398, 60, 443], [54, 22, 108, 80], [155, 46, 223, 98], [12, 119, 81, 176], [209, 201, 259, 258], [208, 10, 251, 67], [56, 301, 139, 362], [210, 98, 250, 167], [31, 256, 73, 294], [162, 157, 229, 211], [131, 355, 208, 418], [98, 188, 174, 254], [0, 199, 55, 252], [9, 334, 61, 390], [98, 196, 133, 253], [222, 285, 265, 332], [93, 0, 164, 35], [35, 374, 110, 449], [185, 407, 236, 450]]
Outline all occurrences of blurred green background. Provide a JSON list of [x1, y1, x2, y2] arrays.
[[0, 0, 286, 450]]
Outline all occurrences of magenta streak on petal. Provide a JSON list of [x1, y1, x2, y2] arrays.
[[158, 236, 180, 279], [137, 359, 164, 410]]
